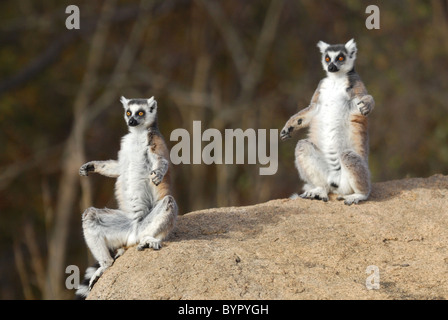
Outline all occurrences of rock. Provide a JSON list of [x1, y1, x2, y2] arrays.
[[88, 175, 448, 300]]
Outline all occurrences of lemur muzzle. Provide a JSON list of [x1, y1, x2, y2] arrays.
[[128, 118, 138, 126], [328, 63, 339, 73]]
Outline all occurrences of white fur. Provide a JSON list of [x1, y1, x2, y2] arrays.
[[117, 130, 157, 213], [345, 38, 357, 56], [308, 74, 356, 194], [120, 96, 129, 105], [317, 40, 329, 53], [315, 75, 351, 155]]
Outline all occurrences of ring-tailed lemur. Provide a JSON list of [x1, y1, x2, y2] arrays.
[[75, 96, 178, 299], [280, 39, 374, 205]]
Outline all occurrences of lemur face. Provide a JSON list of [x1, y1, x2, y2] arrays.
[[317, 39, 357, 75], [120, 96, 157, 129]]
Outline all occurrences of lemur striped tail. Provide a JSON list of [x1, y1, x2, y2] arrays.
[[75, 262, 100, 300]]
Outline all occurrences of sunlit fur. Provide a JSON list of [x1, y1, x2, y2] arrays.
[[281, 39, 375, 205]]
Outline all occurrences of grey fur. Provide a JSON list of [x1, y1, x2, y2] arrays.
[[325, 44, 347, 53], [127, 98, 150, 105]]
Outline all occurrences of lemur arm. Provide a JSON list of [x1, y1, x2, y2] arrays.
[[280, 80, 322, 140], [347, 75, 375, 116], [147, 128, 170, 186], [79, 160, 120, 178]]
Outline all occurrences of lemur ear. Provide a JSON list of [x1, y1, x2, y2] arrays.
[[345, 39, 357, 57], [120, 96, 129, 107], [147, 96, 157, 110], [317, 41, 330, 54]]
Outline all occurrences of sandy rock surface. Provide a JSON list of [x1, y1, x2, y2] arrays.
[[88, 175, 448, 300]]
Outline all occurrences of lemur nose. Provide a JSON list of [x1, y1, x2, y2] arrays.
[[128, 118, 138, 126], [328, 63, 338, 72]]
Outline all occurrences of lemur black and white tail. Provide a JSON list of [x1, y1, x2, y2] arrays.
[[74, 262, 100, 300]]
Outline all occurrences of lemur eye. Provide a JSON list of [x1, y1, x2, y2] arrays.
[[126, 111, 131, 116], [138, 111, 144, 116], [325, 56, 330, 62], [338, 56, 344, 61]]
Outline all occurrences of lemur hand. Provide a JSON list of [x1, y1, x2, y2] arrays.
[[79, 162, 95, 176], [280, 126, 293, 140], [357, 95, 374, 116], [150, 170, 163, 186], [280, 115, 305, 141]]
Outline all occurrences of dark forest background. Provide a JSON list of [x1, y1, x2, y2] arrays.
[[1, 0, 447, 299]]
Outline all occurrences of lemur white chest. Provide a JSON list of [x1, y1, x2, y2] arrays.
[[314, 76, 351, 152], [319, 76, 349, 106], [118, 131, 155, 211], [120, 131, 151, 174]]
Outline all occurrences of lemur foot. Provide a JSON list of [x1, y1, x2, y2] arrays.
[[137, 236, 162, 251], [114, 247, 125, 259], [79, 162, 95, 176], [300, 188, 329, 202], [165, 196, 175, 210], [337, 194, 368, 206]]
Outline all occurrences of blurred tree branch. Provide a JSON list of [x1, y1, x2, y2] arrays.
[[197, 0, 248, 81], [44, 0, 118, 299], [0, 144, 63, 191], [13, 240, 35, 300], [207, 0, 284, 126], [86, 0, 153, 124], [0, 1, 183, 97], [239, 0, 283, 104], [0, 31, 77, 96]]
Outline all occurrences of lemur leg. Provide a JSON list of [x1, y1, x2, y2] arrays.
[[82, 207, 131, 288], [337, 150, 371, 205], [136, 195, 178, 251], [294, 139, 330, 202]]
